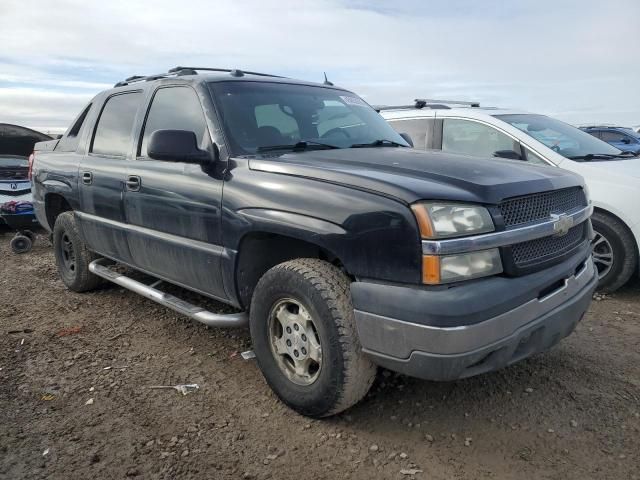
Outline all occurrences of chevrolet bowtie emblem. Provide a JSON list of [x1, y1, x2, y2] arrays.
[[551, 213, 574, 236]]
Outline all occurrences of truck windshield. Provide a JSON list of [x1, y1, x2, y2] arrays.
[[209, 81, 409, 155], [495, 114, 625, 160]]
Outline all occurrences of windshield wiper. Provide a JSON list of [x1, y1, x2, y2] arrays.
[[568, 153, 620, 161], [349, 139, 407, 148], [615, 151, 637, 158], [257, 141, 340, 153]]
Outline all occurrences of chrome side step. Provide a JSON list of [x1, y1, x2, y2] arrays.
[[88, 259, 248, 328]]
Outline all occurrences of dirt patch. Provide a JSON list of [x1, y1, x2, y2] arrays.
[[1, 229, 639, 479]]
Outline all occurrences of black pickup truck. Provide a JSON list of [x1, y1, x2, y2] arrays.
[[32, 67, 597, 417]]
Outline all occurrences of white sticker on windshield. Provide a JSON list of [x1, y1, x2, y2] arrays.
[[340, 95, 368, 108]]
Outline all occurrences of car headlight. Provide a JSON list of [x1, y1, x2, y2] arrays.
[[411, 202, 494, 239], [422, 249, 503, 284], [411, 202, 502, 284]]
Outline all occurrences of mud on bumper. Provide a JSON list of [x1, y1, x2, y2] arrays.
[[351, 255, 597, 381]]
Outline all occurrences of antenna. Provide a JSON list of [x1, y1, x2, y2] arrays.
[[323, 72, 334, 86]]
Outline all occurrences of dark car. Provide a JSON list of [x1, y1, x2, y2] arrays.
[[32, 67, 597, 417], [580, 125, 640, 155]]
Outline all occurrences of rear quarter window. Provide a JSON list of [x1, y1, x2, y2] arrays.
[[56, 103, 93, 152]]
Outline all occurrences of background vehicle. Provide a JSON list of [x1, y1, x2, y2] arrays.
[[0, 123, 51, 206], [579, 125, 640, 155], [32, 70, 595, 417], [381, 100, 640, 292], [0, 155, 31, 205], [0, 124, 50, 251]]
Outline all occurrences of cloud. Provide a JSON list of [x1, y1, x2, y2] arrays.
[[0, 0, 638, 130]]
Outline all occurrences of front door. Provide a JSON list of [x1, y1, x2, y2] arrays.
[[124, 85, 227, 300], [78, 91, 143, 263]]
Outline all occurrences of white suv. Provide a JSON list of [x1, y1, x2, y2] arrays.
[[380, 100, 640, 292]]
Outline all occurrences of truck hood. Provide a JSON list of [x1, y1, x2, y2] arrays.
[[247, 148, 583, 205]]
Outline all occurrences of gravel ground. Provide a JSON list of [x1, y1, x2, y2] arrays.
[[1, 229, 639, 480]]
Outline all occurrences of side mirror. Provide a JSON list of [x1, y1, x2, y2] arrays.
[[493, 150, 523, 160], [399, 133, 414, 147], [147, 129, 212, 163], [621, 138, 631, 144]]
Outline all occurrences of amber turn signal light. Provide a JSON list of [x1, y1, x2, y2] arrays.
[[410, 204, 434, 239], [422, 255, 441, 285]]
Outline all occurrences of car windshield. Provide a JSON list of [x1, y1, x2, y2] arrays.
[[495, 114, 624, 160], [0, 155, 28, 168], [209, 81, 409, 155]]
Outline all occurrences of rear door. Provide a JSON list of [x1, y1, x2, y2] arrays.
[[124, 85, 227, 300], [77, 91, 143, 263]]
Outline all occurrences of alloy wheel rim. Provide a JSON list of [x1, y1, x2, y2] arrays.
[[591, 231, 613, 280], [268, 298, 322, 386], [60, 233, 76, 273]]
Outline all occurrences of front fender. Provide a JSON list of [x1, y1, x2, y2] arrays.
[[220, 158, 423, 306]]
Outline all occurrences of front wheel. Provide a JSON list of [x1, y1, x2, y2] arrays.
[[250, 259, 376, 418], [591, 212, 638, 293]]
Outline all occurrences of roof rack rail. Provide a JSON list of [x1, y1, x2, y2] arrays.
[[168, 66, 284, 78], [114, 66, 284, 87], [376, 98, 480, 112], [415, 98, 480, 108]]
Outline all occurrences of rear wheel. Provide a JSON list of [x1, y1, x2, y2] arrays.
[[250, 259, 376, 418], [53, 212, 103, 292], [591, 211, 637, 293]]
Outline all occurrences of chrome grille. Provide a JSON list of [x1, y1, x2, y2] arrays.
[[499, 187, 586, 227], [511, 224, 585, 267]]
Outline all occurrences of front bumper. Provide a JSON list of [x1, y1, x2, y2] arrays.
[[351, 254, 597, 381]]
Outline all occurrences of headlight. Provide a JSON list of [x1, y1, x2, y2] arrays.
[[412, 202, 501, 284], [411, 202, 494, 239], [422, 249, 503, 284]]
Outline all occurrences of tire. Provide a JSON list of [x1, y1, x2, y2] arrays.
[[591, 211, 638, 293], [10, 234, 32, 254], [249, 258, 376, 418], [52, 211, 103, 292], [22, 230, 36, 243]]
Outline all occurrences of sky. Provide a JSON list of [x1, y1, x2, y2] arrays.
[[1, 0, 639, 134]]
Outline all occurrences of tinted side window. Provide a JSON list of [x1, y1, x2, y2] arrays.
[[388, 119, 428, 149], [442, 119, 519, 158], [140, 87, 210, 157], [586, 130, 602, 139], [92, 92, 142, 156], [600, 131, 626, 142]]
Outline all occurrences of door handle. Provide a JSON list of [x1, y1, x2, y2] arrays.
[[125, 175, 141, 191], [82, 171, 93, 185]]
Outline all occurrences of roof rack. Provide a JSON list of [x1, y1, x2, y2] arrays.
[[114, 67, 284, 87], [375, 98, 480, 112]]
